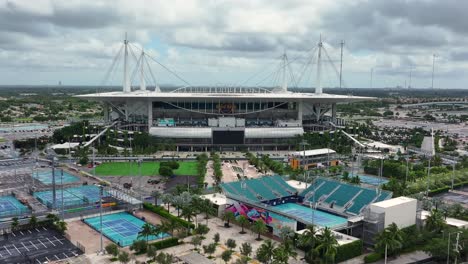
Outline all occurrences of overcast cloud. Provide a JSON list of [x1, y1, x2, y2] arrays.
[[0, 0, 466, 89]]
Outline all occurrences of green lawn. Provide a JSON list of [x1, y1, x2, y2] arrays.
[[95, 161, 198, 176]]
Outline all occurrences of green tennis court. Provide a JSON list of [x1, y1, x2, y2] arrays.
[[95, 161, 198, 176]]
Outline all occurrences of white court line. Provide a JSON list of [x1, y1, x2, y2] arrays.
[[46, 237, 56, 247], [53, 236, 64, 245], [38, 239, 47, 248], [12, 244, 21, 254], [21, 242, 30, 252], [4, 246, 11, 255], [29, 240, 38, 250]]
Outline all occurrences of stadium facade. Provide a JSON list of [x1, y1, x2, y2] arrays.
[[78, 38, 374, 151]]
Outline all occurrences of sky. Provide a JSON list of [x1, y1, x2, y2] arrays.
[[0, 0, 467, 89]]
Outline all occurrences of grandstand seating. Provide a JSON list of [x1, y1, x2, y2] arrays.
[[220, 175, 296, 202], [301, 177, 392, 215]]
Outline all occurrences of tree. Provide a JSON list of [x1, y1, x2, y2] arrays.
[[159, 165, 173, 177], [154, 252, 174, 264], [375, 223, 403, 263], [237, 215, 249, 234], [279, 226, 295, 243], [130, 239, 148, 254], [273, 241, 297, 264], [139, 223, 155, 242], [251, 220, 268, 241], [221, 249, 233, 264], [203, 243, 217, 258], [256, 239, 276, 264], [11, 217, 19, 231], [316, 227, 338, 263], [161, 193, 173, 212], [55, 220, 67, 234], [147, 245, 157, 262], [105, 243, 119, 258], [151, 190, 161, 205], [213, 232, 220, 244], [194, 224, 210, 236], [226, 238, 237, 251], [223, 211, 235, 228], [425, 209, 446, 233], [161, 218, 182, 237], [29, 215, 37, 228], [191, 235, 203, 250], [298, 225, 319, 263], [239, 242, 252, 257], [118, 251, 130, 264]]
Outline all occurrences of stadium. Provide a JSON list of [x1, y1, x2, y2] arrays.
[[215, 175, 393, 237], [77, 38, 374, 151]]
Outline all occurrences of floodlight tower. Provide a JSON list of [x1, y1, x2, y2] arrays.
[[315, 35, 323, 94]]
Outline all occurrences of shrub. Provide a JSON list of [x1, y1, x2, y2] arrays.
[[161, 161, 179, 170], [130, 240, 147, 254], [150, 237, 179, 250], [364, 252, 382, 263], [335, 239, 363, 263], [105, 243, 119, 257], [143, 203, 195, 229], [159, 166, 173, 177]]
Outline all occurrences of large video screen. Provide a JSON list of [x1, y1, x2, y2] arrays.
[[213, 130, 244, 144]]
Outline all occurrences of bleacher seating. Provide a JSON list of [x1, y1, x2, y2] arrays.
[[300, 177, 392, 215]]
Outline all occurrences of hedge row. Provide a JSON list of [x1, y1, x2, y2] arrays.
[[428, 180, 468, 196], [150, 237, 179, 250], [364, 252, 382, 263], [143, 203, 195, 229], [335, 239, 363, 263]]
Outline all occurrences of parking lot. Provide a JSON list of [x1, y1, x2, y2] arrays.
[[0, 226, 83, 263]]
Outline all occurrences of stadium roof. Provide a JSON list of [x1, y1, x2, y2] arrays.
[[291, 148, 336, 156], [76, 91, 375, 103]]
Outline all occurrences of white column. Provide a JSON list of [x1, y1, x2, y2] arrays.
[[147, 101, 153, 131], [331, 103, 337, 124], [297, 101, 303, 122]]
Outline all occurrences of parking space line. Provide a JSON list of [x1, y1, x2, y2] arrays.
[[29, 241, 38, 250], [28, 229, 32, 234], [63, 252, 68, 258], [36, 259, 41, 264], [11, 232, 16, 237], [46, 237, 56, 246], [38, 239, 47, 248], [0, 251, 3, 257], [46, 256, 50, 262], [19, 231, 23, 235], [21, 242, 30, 252], [12, 244, 21, 254], [4, 246, 11, 255], [35, 228, 40, 232], [42, 227, 47, 231], [55, 254, 60, 260], [53, 236, 64, 245]]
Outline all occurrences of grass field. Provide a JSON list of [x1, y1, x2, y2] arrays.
[[95, 161, 198, 176]]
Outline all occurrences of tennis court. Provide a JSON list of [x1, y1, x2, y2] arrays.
[[273, 203, 347, 228], [84, 212, 169, 247], [0, 196, 30, 218], [33, 170, 80, 185], [358, 175, 389, 186], [34, 185, 107, 208]]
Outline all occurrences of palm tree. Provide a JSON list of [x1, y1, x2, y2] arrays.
[[223, 211, 235, 228], [316, 227, 338, 264], [298, 225, 319, 261], [256, 239, 275, 264], [200, 199, 216, 224], [11, 217, 19, 232], [425, 209, 446, 233], [251, 220, 268, 241], [29, 215, 37, 228], [273, 240, 297, 264], [237, 215, 249, 234], [138, 223, 155, 242], [161, 219, 182, 237], [375, 223, 403, 263], [161, 193, 173, 212], [151, 190, 161, 206]]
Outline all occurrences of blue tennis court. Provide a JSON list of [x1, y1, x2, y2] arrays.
[[34, 185, 107, 208], [84, 212, 169, 247], [34, 170, 80, 185], [358, 175, 389, 186], [0, 196, 30, 218], [273, 203, 347, 228]]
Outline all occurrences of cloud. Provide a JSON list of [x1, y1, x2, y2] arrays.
[[0, 0, 466, 88]]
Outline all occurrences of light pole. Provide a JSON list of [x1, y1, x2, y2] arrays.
[[405, 155, 409, 184]]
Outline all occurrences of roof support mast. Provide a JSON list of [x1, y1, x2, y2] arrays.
[[123, 33, 130, 93], [339, 40, 345, 89], [281, 50, 288, 92], [315, 35, 323, 94], [140, 50, 146, 91]]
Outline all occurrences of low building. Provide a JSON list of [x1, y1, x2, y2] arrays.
[[289, 148, 338, 169], [369, 196, 417, 229]]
